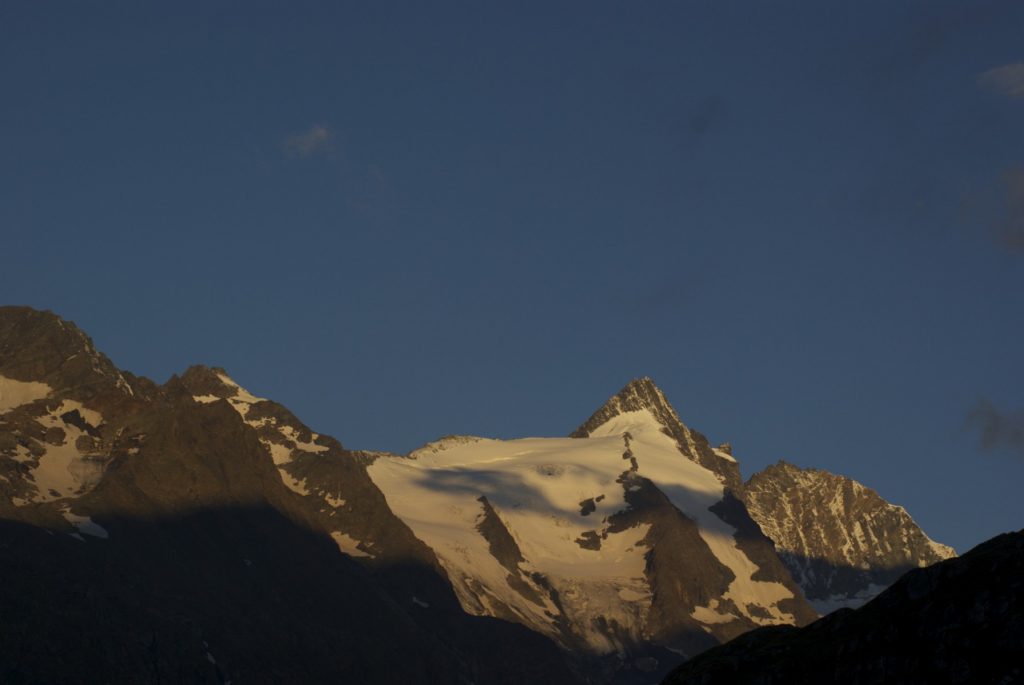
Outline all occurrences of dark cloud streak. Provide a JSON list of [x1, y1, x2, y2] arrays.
[[997, 168, 1024, 252], [863, 1, 1013, 86], [967, 399, 1024, 459]]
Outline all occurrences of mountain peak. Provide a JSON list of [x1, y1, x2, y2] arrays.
[[571, 377, 746, 491], [0, 306, 93, 367], [0, 305, 134, 399], [744, 461, 958, 610], [569, 376, 680, 438], [620, 376, 665, 401], [177, 365, 233, 394]]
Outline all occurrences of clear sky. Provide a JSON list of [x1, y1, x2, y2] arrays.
[[3, 1, 1022, 553]]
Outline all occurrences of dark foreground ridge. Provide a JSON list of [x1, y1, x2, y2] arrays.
[[662, 529, 1024, 685], [0, 508, 579, 685]]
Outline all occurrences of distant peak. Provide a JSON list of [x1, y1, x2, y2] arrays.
[[621, 376, 663, 397], [408, 435, 488, 459], [614, 376, 668, 404], [0, 306, 95, 354], [178, 365, 227, 391], [0, 305, 134, 397], [0, 305, 65, 323], [180, 364, 230, 382], [570, 376, 682, 438], [176, 365, 261, 403]]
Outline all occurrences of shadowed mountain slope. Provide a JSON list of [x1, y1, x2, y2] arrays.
[[0, 307, 580, 685], [662, 529, 1024, 685]]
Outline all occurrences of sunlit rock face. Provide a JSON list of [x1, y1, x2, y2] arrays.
[[0, 307, 144, 513], [0, 307, 955, 685], [744, 461, 956, 614]]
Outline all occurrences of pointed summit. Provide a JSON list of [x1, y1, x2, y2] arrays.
[[0, 305, 136, 400], [177, 365, 241, 399], [570, 377, 683, 439], [571, 377, 744, 490]]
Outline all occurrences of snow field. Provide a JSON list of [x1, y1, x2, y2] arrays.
[[370, 407, 799, 650]]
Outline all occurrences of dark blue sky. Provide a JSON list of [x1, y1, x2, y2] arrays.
[[3, 2, 1022, 552]]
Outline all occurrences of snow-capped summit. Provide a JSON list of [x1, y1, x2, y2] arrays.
[[573, 377, 743, 490], [367, 379, 817, 673], [571, 377, 674, 433]]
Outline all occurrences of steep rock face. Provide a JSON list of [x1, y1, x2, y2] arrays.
[[0, 309, 148, 513], [368, 378, 817, 683], [744, 461, 956, 613], [175, 366, 437, 566], [0, 307, 581, 685], [662, 530, 1024, 685], [0, 305, 148, 403]]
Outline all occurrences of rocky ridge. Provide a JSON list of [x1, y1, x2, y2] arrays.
[[0, 307, 578, 685], [0, 307, 958, 684], [744, 461, 956, 613]]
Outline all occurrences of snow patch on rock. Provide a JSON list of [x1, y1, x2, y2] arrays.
[[589, 410, 796, 626], [809, 583, 889, 615], [331, 531, 374, 558], [62, 508, 109, 539], [0, 376, 52, 414], [216, 373, 265, 405], [15, 401, 106, 503], [197, 374, 329, 498]]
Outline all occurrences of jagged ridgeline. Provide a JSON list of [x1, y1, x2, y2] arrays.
[[0, 306, 953, 684]]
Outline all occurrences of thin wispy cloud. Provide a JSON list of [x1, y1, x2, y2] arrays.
[[283, 124, 333, 157], [967, 399, 1024, 459], [978, 62, 1024, 98]]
